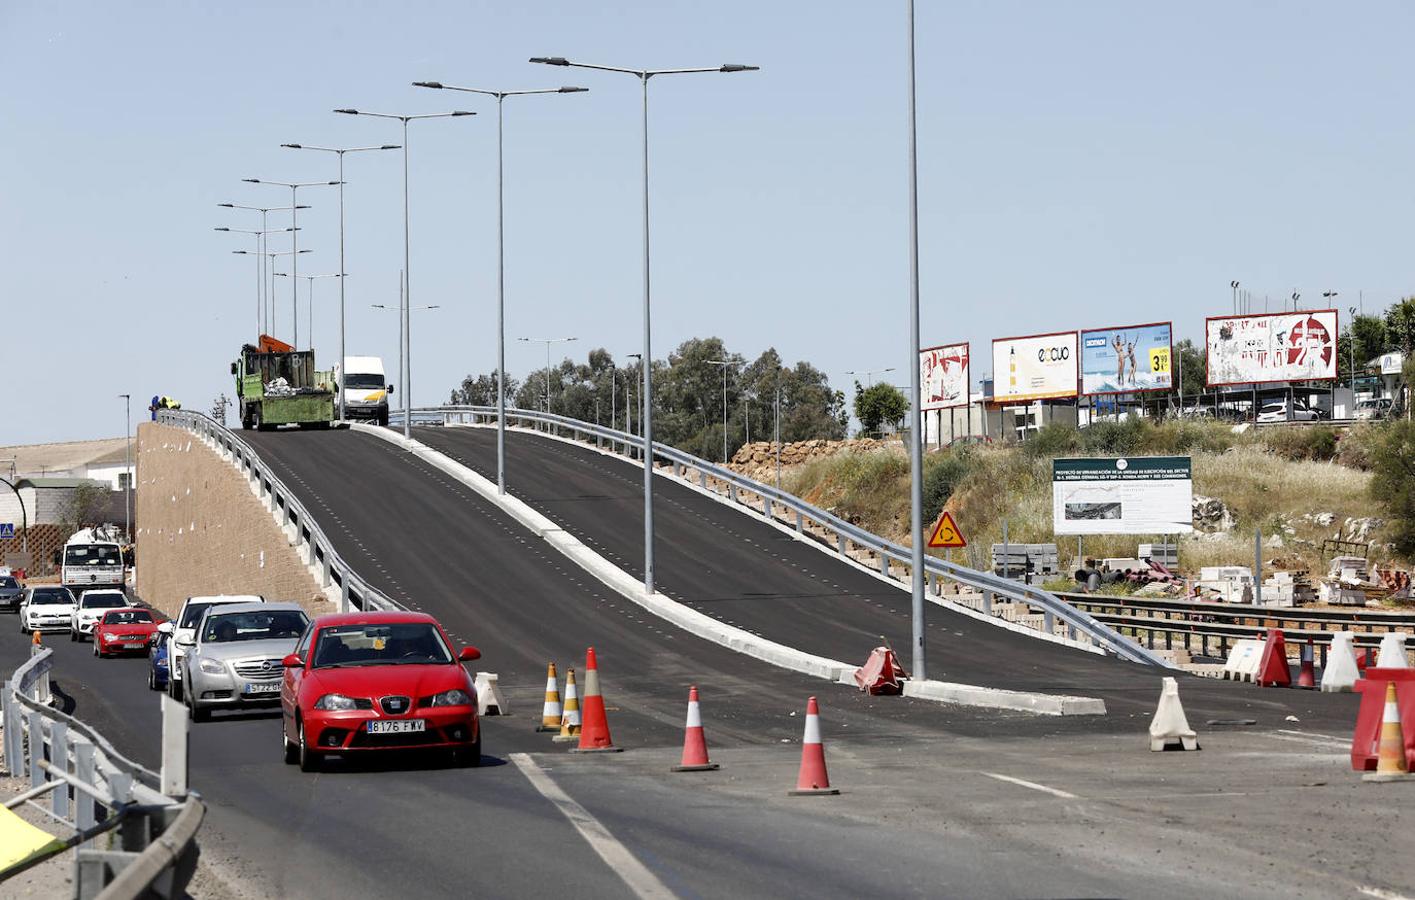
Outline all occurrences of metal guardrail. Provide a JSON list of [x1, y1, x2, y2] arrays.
[[3, 647, 204, 897], [155, 410, 401, 613], [402, 405, 1167, 667]]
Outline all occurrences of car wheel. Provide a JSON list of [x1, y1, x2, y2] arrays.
[[70, 627, 78, 642], [147, 667, 157, 690], [169, 678, 183, 703], [93, 641, 100, 658], [282, 718, 299, 765], [191, 701, 210, 723], [297, 719, 320, 773]]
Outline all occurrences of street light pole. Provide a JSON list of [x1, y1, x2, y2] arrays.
[[626, 353, 642, 439], [518, 337, 578, 414], [845, 366, 895, 387], [276, 273, 342, 350], [905, 0, 928, 679], [413, 81, 586, 494], [531, 55, 758, 595], [1348, 304, 1358, 391], [118, 393, 131, 542], [1231, 280, 1239, 316], [242, 179, 340, 347], [218, 204, 306, 333], [215, 226, 296, 335], [705, 358, 732, 463], [335, 108, 475, 437], [281, 144, 400, 418]]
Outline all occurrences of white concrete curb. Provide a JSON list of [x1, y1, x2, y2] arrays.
[[354, 423, 1105, 716]]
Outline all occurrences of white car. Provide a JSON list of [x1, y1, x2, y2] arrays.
[[20, 586, 78, 634], [1354, 398, 1394, 421], [1256, 401, 1320, 423], [163, 595, 265, 702], [70, 589, 130, 641]]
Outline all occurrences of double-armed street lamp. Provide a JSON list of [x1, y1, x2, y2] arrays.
[[529, 54, 758, 595], [518, 336, 578, 414], [242, 179, 340, 348], [215, 226, 297, 335], [276, 272, 343, 349]]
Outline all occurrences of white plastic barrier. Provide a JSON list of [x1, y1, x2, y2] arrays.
[[1375, 631, 1411, 669], [1320, 631, 1361, 693], [1149, 676, 1199, 751], [1222, 639, 1264, 682]]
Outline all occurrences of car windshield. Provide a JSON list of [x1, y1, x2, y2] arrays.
[[179, 602, 217, 629], [344, 373, 385, 389], [82, 593, 127, 609], [65, 545, 122, 567], [0, 577, 17, 589], [32, 589, 74, 605], [313, 623, 453, 668], [104, 609, 154, 625], [202, 610, 308, 643]]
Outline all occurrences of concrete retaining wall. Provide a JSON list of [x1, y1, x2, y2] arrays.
[[133, 423, 325, 616]]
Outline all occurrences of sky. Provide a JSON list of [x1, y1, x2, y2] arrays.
[[3, 1, 1413, 445]]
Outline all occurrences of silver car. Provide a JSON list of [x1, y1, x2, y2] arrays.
[[181, 602, 309, 722]]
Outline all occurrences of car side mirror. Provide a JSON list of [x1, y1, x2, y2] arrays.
[[282, 654, 303, 668], [157, 622, 174, 635], [458, 646, 481, 662], [230, 362, 238, 375], [387, 384, 395, 394]]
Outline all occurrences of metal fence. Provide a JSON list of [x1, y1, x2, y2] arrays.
[[3, 646, 204, 897], [156, 410, 401, 614], [403, 405, 1167, 668]]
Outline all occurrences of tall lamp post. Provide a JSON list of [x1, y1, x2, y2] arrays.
[[235, 248, 310, 339], [277, 272, 343, 350], [242, 179, 340, 348], [215, 226, 296, 335], [118, 393, 131, 543], [281, 143, 400, 420], [518, 337, 578, 413], [373, 299, 440, 426], [218, 203, 307, 332], [1348, 304, 1358, 391], [1231, 280, 1240, 315], [530, 55, 758, 595], [413, 80, 587, 495], [334, 108, 475, 437], [704, 358, 734, 463], [626, 353, 642, 439], [845, 366, 895, 387], [903, 0, 929, 679]]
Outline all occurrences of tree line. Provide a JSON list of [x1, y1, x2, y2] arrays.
[[449, 337, 848, 462]]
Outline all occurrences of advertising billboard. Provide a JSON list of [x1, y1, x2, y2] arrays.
[[920, 343, 970, 411], [1080, 322, 1173, 396], [992, 331, 1079, 403], [1052, 456, 1193, 536], [1205, 310, 1338, 387]]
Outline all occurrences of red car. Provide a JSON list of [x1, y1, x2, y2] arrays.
[[94, 608, 163, 658], [280, 611, 482, 772]]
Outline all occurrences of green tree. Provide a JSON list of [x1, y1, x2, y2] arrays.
[[1174, 338, 1205, 398], [59, 482, 112, 534], [1370, 420, 1415, 557], [854, 382, 908, 436], [449, 370, 519, 406], [1384, 297, 1415, 357]]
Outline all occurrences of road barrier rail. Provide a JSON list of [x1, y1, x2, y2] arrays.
[[402, 405, 1167, 668], [156, 410, 400, 613], [2, 646, 204, 897]]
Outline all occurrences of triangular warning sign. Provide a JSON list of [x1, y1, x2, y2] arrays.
[[927, 511, 967, 549]]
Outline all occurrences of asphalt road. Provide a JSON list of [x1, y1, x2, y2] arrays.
[[411, 424, 1361, 731]]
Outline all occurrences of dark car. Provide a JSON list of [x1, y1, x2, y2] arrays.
[[149, 626, 172, 691], [0, 576, 22, 612]]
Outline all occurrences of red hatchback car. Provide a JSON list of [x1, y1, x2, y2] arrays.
[[94, 608, 163, 658], [280, 611, 482, 771]]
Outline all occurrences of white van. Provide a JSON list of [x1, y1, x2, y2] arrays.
[[335, 356, 392, 426]]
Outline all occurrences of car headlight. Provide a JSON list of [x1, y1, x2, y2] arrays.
[[428, 689, 472, 707], [199, 659, 225, 675], [314, 693, 360, 711]]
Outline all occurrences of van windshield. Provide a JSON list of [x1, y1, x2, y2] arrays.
[[344, 374, 385, 389], [66, 545, 122, 567]]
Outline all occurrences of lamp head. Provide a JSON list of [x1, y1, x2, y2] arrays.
[[530, 56, 569, 66], [413, 81, 443, 89]]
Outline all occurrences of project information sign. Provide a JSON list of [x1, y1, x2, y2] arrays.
[[1052, 456, 1193, 536], [1205, 310, 1338, 387], [1080, 322, 1173, 396], [992, 331, 1079, 403], [920, 343, 970, 411]]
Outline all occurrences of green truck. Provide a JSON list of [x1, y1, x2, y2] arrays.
[[232, 338, 335, 430]]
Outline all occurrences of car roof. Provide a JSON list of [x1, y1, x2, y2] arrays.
[[183, 595, 264, 607], [312, 610, 436, 628], [201, 601, 306, 617]]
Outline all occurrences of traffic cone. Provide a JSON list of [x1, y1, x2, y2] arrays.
[[1362, 682, 1414, 783], [788, 697, 839, 796], [553, 669, 582, 743], [31, 629, 41, 647], [573, 647, 621, 753], [537, 662, 562, 732], [671, 686, 719, 772], [1297, 640, 1317, 689]]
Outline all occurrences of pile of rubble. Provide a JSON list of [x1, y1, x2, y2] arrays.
[[727, 438, 890, 484]]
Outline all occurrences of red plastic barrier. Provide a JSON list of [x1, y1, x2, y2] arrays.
[[853, 647, 909, 695], [1256, 628, 1291, 687], [1351, 669, 1415, 771]]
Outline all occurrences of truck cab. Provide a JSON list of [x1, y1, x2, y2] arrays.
[[335, 356, 393, 426]]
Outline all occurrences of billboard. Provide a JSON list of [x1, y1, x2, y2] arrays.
[[1080, 322, 1173, 396], [920, 343, 970, 411], [1206, 310, 1338, 387], [1052, 456, 1193, 536], [992, 331, 1078, 403]]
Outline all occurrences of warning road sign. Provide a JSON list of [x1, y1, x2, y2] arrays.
[[0, 524, 13, 541], [927, 511, 966, 549]]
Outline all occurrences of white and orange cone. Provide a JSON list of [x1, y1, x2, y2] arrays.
[[572, 647, 622, 753], [788, 696, 839, 796], [672, 686, 719, 772], [1363, 681, 1414, 783], [553, 668, 582, 743], [537, 662, 563, 733]]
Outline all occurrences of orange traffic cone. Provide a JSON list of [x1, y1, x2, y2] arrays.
[[671, 686, 719, 772], [32, 629, 42, 647], [573, 647, 621, 753], [537, 662, 562, 732], [553, 669, 582, 743], [788, 697, 838, 796], [1363, 681, 1414, 782]]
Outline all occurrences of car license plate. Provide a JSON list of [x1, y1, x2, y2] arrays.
[[244, 682, 281, 695], [122, 642, 146, 649], [367, 719, 425, 734]]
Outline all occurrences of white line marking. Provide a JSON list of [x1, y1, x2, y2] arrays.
[[510, 753, 676, 900], [981, 772, 1078, 799], [1263, 731, 1350, 749], [1360, 887, 1415, 900]]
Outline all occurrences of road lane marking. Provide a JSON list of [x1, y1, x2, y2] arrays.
[[510, 753, 675, 900], [1360, 887, 1415, 900], [980, 772, 1078, 799], [1262, 731, 1350, 749]]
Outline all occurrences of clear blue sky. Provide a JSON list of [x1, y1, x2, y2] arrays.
[[3, 1, 1412, 444]]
